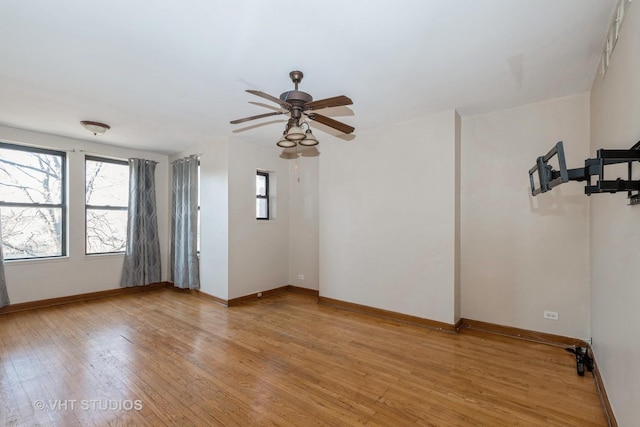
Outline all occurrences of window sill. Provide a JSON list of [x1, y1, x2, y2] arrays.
[[85, 252, 125, 260], [4, 256, 70, 266]]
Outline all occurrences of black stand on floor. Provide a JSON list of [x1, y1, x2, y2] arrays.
[[565, 347, 594, 376]]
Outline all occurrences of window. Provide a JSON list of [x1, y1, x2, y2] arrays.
[[256, 171, 269, 220], [85, 156, 129, 254], [0, 142, 66, 260]]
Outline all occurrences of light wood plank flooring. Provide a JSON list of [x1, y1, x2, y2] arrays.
[[0, 289, 606, 426]]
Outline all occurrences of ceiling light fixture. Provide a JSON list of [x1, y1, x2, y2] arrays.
[[299, 127, 318, 147], [277, 120, 319, 148], [276, 131, 297, 148], [80, 120, 110, 136], [284, 124, 305, 142]]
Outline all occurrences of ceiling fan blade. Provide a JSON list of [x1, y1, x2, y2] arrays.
[[249, 101, 283, 112], [230, 111, 284, 124], [246, 90, 292, 108], [306, 113, 355, 134], [306, 95, 353, 110]]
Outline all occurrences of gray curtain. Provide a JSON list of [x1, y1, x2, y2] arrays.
[[0, 215, 9, 308], [170, 156, 200, 289], [121, 158, 161, 287]]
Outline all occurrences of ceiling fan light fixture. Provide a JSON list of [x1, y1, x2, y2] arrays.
[[80, 120, 110, 136], [285, 125, 305, 142], [277, 134, 297, 148], [299, 129, 319, 146]]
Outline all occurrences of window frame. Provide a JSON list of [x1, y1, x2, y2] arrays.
[[84, 155, 129, 255], [256, 170, 269, 220], [0, 141, 67, 260]]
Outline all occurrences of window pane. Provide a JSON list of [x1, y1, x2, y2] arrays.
[[256, 198, 268, 219], [256, 174, 267, 197], [0, 147, 63, 204], [1, 207, 63, 259], [86, 209, 127, 254], [86, 159, 129, 206]]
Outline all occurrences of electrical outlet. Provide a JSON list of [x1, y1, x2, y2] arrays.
[[543, 311, 559, 320], [298, 274, 304, 280]]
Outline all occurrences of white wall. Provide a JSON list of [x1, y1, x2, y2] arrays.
[[1, 125, 169, 304], [461, 94, 591, 339], [319, 110, 459, 324], [289, 152, 319, 290], [227, 140, 290, 299], [172, 138, 292, 300], [589, 2, 640, 423]]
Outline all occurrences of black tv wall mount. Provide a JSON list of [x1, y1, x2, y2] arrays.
[[529, 140, 640, 205]]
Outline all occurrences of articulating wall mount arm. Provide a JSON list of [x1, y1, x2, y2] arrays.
[[529, 140, 640, 204]]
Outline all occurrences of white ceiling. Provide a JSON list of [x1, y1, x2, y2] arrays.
[[0, 0, 616, 155]]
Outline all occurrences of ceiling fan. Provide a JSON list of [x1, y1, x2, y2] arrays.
[[230, 70, 354, 148]]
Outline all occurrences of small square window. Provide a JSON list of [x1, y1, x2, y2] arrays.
[[256, 171, 269, 220]]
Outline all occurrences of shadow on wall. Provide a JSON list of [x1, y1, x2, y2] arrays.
[[528, 186, 585, 217], [279, 147, 320, 159]]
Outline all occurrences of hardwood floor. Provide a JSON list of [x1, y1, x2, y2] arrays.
[[0, 289, 606, 426]]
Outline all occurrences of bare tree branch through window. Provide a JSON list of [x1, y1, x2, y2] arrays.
[[85, 157, 129, 254], [0, 143, 65, 259]]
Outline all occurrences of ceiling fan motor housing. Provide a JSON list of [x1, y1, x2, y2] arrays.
[[279, 90, 313, 105], [280, 89, 312, 122]]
